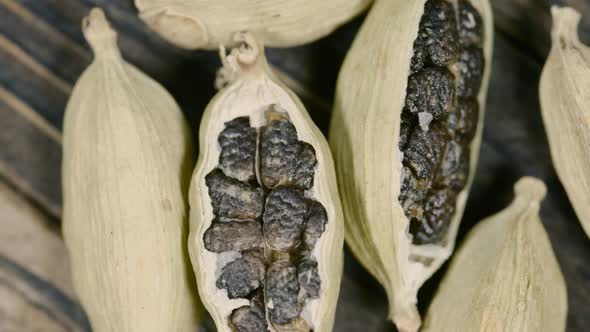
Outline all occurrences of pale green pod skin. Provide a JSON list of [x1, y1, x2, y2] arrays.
[[329, 0, 493, 331], [62, 8, 201, 332], [188, 33, 345, 332], [540, 6, 590, 239], [135, 0, 372, 49], [422, 177, 567, 332]]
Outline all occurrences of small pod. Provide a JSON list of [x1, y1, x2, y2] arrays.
[[540, 6, 590, 239], [422, 177, 568, 332], [135, 0, 372, 49], [62, 8, 201, 332], [189, 33, 344, 332], [329, 0, 493, 331]]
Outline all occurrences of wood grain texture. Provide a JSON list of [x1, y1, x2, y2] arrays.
[[0, 89, 62, 217], [0, 180, 90, 332], [0, 0, 589, 331]]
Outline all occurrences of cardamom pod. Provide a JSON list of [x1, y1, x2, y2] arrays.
[[329, 0, 493, 331], [135, 0, 372, 49], [62, 8, 201, 331], [422, 177, 567, 331], [188, 32, 344, 332], [540, 6, 590, 239]]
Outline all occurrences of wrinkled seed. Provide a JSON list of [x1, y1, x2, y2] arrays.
[[204, 220, 264, 253], [263, 187, 307, 251], [218, 117, 258, 182], [298, 259, 321, 299], [206, 169, 264, 220], [265, 260, 301, 325], [216, 250, 267, 299]]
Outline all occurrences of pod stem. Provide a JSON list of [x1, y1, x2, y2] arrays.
[[215, 32, 263, 89], [82, 8, 121, 58], [551, 6, 582, 45]]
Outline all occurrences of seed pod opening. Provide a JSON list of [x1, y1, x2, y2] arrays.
[[329, 0, 493, 331], [62, 8, 201, 331], [134, 0, 372, 49], [189, 32, 344, 332], [422, 177, 567, 331], [540, 6, 590, 239]]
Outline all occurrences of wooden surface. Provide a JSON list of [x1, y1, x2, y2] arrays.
[[1, 0, 589, 331]]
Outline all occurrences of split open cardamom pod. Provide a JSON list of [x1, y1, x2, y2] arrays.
[[135, 0, 372, 49], [540, 6, 590, 239], [62, 8, 201, 331], [329, 0, 493, 330], [422, 177, 567, 331], [188, 32, 344, 332]]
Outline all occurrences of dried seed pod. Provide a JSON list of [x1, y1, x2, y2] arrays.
[[134, 0, 372, 49], [540, 6, 590, 239], [329, 0, 493, 330], [62, 8, 201, 331], [189, 32, 344, 332], [422, 177, 568, 331]]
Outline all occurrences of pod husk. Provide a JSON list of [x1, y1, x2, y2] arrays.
[[328, 0, 493, 331], [62, 8, 200, 331], [540, 6, 590, 239], [422, 177, 567, 332], [135, 0, 372, 49], [188, 33, 344, 332]]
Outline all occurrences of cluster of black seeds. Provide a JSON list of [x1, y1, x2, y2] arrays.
[[400, 0, 484, 245], [203, 111, 327, 331]]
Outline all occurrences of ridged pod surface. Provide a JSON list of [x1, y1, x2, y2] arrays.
[[189, 33, 344, 332], [135, 0, 372, 49], [422, 177, 567, 332], [62, 8, 201, 332], [540, 6, 590, 239], [329, 0, 493, 330]]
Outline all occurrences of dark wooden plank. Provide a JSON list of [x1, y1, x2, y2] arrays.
[[0, 36, 69, 129], [0, 90, 62, 218], [0, 179, 89, 331], [0, 0, 90, 84]]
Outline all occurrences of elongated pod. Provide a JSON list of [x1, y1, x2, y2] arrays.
[[329, 0, 493, 330], [540, 6, 590, 239], [135, 0, 372, 49], [62, 8, 200, 331], [422, 177, 567, 332], [188, 32, 345, 332]]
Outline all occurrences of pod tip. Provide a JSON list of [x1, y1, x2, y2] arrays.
[[82, 7, 119, 56], [514, 177, 547, 203], [391, 302, 421, 332]]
